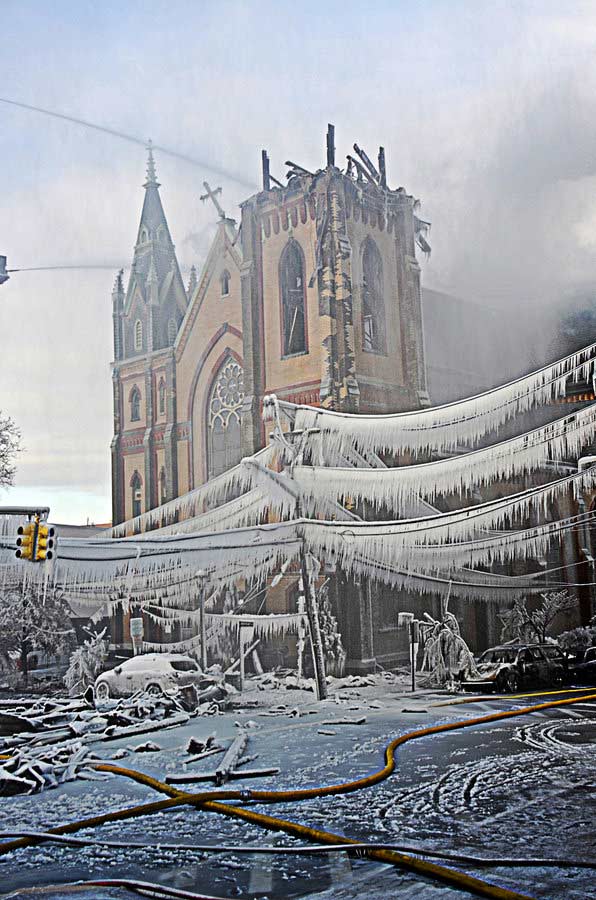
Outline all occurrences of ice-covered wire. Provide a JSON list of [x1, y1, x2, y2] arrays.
[[0, 831, 593, 869]]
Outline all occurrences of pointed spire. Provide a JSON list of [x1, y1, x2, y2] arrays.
[[187, 265, 197, 298], [145, 139, 159, 188], [112, 268, 124, 297]]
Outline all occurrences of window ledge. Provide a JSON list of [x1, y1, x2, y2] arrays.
[[281, 350, 309, 360], [362, 347, 388, 357]]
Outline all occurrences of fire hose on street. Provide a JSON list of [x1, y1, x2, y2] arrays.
[[2, 690, 596, 900]]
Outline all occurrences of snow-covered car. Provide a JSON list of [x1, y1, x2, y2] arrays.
[[569, 646, 596, 684], [94, 653, 207, 701], [459, 643, 568, 693]]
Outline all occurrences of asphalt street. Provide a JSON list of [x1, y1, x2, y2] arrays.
[[1, 686, 594, 900]]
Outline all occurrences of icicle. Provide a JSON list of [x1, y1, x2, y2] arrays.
[[270, 339, 596, 455], [105, 444, 278, 538], [291, 405, 596, 512]]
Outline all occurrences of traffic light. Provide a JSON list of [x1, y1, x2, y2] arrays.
[[35, 524, 55, 561], [16, 521, 36, 560]]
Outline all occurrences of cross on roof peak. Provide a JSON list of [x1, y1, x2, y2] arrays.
[[200, 181, 226, 220]]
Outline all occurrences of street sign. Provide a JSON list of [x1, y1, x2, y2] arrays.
[[130, 616, 144, 656], [130, 617, 144, 639], [239, 621, 255, 645]]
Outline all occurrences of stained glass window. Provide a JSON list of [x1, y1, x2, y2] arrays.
[[361, 238, 386, 354], [207, 357, 245, 478], [131, 470, 142, 518], [130, 385, 141, 422], [158, 377, 166, 414], [280, 240, 307, 356], [221, 270, 231, 296], [134, 319, 143, 352]]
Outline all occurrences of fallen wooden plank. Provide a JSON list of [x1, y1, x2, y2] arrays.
[[185, 745, 225, 764], [321, 717, 366, 726], [224, 640, 260, 675], [215, 732, 247, 785], [165, 766, 279, 785], [221, 767, 279, 781]]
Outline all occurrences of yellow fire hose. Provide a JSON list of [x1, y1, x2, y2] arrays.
[[2, 690, 595, 900]]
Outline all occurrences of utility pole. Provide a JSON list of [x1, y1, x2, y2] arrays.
[[300, 546, 328, 700], [197, 570, 208, 671], [0, 256, 9, 285]]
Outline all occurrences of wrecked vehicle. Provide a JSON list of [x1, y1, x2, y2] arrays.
[[459, 643, 568, 693], [569, 646, 596, 684], [94, 653, 213, 701]]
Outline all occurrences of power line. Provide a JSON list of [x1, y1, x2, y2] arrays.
[[0, 96, 258, 190], [7, 264, 125, 273]]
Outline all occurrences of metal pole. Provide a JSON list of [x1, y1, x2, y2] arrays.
[[410, 620, 420, 693], [239, 635, 245, 693], [199, 578, 207, 672]]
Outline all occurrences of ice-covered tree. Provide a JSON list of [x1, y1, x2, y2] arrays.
[[0, 584, 75, 686], [555, 617, 596, 654], [0, 411, 20, 487], [419, 597, 477, 685], [64, 627, 109, 696], [499, 590, 576, 645]]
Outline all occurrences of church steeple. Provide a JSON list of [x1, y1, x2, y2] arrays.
[[118, 145, 189, 360]]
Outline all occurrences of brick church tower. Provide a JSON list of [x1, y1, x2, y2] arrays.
[[111, 129, 429, 528]]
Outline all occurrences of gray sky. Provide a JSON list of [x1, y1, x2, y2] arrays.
[[2, 0, 596, 523]]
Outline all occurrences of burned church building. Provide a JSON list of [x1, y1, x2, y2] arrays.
[[109, 129, 435, 668], [109, 128, 584, 669]]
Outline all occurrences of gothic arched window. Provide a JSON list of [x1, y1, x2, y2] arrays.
[[131, 470, 142, 518], [279, 240, 307, 357], [167, 317, 177, 344], [220, 270, 231, 297], [159, 467, 167, 504], [134, 319, 143, 352], [130, 385, 141, 422], [158, 377, 166, 415], [361, 238, 386, 354], [207, 357, 244, 479], [140, 227, 149, 244]]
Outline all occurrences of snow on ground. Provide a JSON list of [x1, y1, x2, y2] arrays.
[[0, 674, 594, 899]]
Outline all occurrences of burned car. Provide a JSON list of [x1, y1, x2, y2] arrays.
[[569, 646, 596, 685], [94, 653, 216, 701], [459, 643, 568, 693]]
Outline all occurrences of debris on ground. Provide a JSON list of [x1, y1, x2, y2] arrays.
[[321, 716, 366, 725], [252, 671, 315, 692], [185, 733, 217, 754], [131, 740, 161, 753], [0, 740, 106, 795], [0, 679, 235, 794]]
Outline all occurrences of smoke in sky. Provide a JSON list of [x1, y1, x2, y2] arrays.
[[2, 0, 596, 521]]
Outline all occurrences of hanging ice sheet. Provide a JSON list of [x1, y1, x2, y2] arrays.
[[290, 405, 596, 511], [107, 445, 277, 537], [299, 507, 595, 578], [265, 339, 596, 455], [50, 521, 303, 597]]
